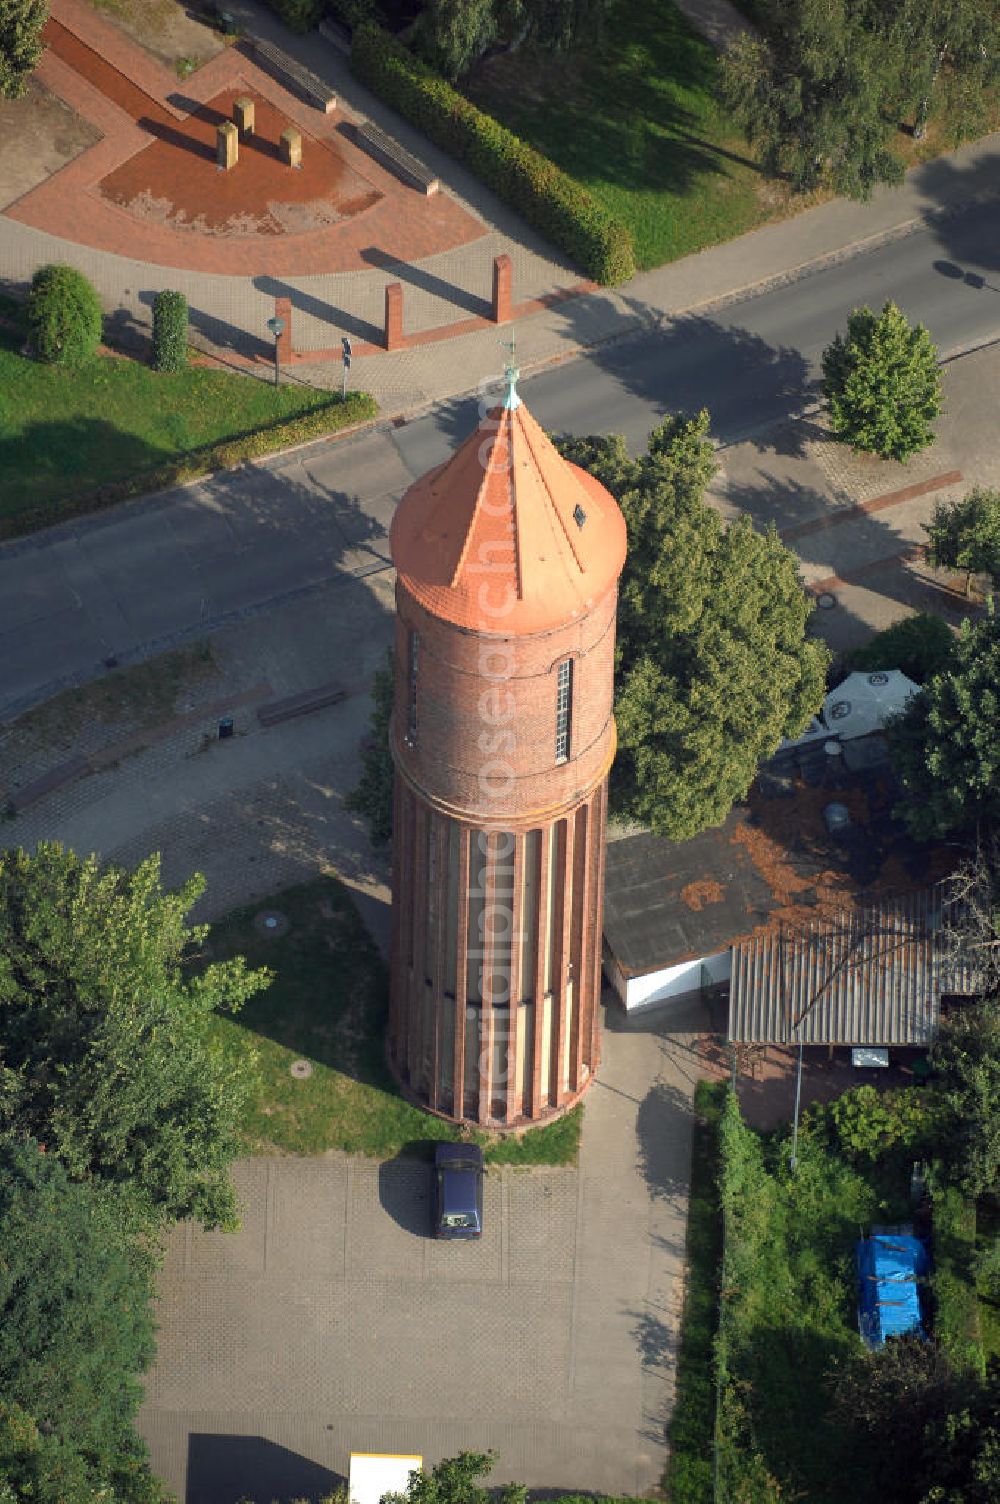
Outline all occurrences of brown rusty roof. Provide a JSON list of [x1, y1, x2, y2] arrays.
[[728, 892, 979, 1046], [603, 748, 960, 980]]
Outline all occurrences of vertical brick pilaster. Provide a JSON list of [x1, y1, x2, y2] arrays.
[[385, 282, 404, 350], [569, 800, 590, 1094], [453, 826, 470, 1118], [407, 802, 429, 1087], [478, 831, 498, 1125], [530, 824, 551, 1119], [274, 296, 292, 363], [492, 254, 512, 324], [591, 777, 609, 1074], [505, 832, 524, 1124], [428, 818, 449, 1112], [552, 817, 573, 1104]]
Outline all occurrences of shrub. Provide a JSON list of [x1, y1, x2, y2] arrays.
[[846, 612, 956, 683], [28, 264, 103, 367], [261, 0, 323, 32], [349, 23, 635, 285], [151, 290, 189, 373], [821, 300, 942, 461], [806, 1085, 937, 1163]]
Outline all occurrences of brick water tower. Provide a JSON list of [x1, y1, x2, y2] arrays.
[[387, 366, 627, 1126]]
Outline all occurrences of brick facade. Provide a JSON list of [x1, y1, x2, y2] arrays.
[[387, 394, 626, 1127]]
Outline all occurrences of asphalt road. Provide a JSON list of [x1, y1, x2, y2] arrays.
[[5, 196, 1000, 719]]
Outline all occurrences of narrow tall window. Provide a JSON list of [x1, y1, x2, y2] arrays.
[[406, 630, 419, 744], [555, 658, 572, 763]]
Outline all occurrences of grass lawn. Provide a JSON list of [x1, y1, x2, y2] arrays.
[[0, 294, 368, 525], [711, 1094, 932, 1503], [204, 874, 582, 1166], [665, 1079, 725, 1504], [464, 0, 786, 271]]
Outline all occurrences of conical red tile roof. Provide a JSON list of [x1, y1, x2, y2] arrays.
[[390, 398, 627, 635]]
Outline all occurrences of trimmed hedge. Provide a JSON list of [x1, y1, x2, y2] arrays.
[[350, 23, 635, 286], [152, 290, 189, 373], [0, 390, 377, 541], [261, 0, 323, 32], [28, 264, 103, 367]]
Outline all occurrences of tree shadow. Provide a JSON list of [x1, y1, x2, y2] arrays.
[[916, 153, 1000, 276], [0, 416, 178, 529], [186, 1434, 344, 1504], [464, 13, 733, 204], [543, 303, 814, 451]]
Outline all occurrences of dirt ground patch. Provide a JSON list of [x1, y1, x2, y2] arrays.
[[0, 77, 101, 211], [0, 641, 220, 794], [87, 0, 226, 71]]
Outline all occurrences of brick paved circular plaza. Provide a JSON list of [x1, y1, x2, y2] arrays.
[[7, 0, 486, 276]]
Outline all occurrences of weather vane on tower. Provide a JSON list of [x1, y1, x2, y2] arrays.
[[498, 332, 520, 409]]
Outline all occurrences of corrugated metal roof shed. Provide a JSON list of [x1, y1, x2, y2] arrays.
[[728, 891, 978, 1046]]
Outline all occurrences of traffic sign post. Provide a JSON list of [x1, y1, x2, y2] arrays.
[[341, 336, 352, 400]]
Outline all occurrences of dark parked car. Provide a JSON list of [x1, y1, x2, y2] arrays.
[[431, 1142, 484, 1239]]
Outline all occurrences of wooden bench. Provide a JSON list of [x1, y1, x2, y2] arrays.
[[247, 38, 337, 112], [353, 120, 439, 194], [256, 681, 347, 728]]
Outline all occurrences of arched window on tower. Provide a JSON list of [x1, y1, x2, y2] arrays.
[[555, 658, 573, 764], [405, 630, 419, 745]]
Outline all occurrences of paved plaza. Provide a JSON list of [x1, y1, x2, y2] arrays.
[[137, 1000, 703, 1502]]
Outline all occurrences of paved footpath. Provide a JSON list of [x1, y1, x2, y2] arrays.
[[135, 998, 706, 1502], [2, 0, 1000, 410]]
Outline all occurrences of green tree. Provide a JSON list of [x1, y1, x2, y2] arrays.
[[929, 997, 1000, 1200], [417, 0, 500, 79], [822, 300, 942, 460], [559, 413, 828, 839], [345, 647, 394, 846], [925, 487, 1000, 597], [382, 1451, 525, 1504], [888, 609, 1000, 839], [0, 1140, 166, 1504], [27, 264, 103, 368], [881, 0, 1000, 139], [831, 1337, 971, 1499], [721, 0, 903, 199], [0, 0, 48, 100], [918, 1360, 1000, 1503], [0, 843, 269, 1231]]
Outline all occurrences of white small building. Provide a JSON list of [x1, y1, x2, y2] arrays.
[[349, 1454, 423, 1504]]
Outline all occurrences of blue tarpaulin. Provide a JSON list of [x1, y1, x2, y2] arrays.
[[856, 1232, 929, 1347]]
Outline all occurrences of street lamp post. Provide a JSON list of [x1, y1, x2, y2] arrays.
[[266, 316, 285, 388]]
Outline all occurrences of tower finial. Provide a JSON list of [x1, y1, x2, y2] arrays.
[[498, 333, 520, 410]]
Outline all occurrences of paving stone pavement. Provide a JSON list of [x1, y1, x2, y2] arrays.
[[136, 999, 705, 1502]]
